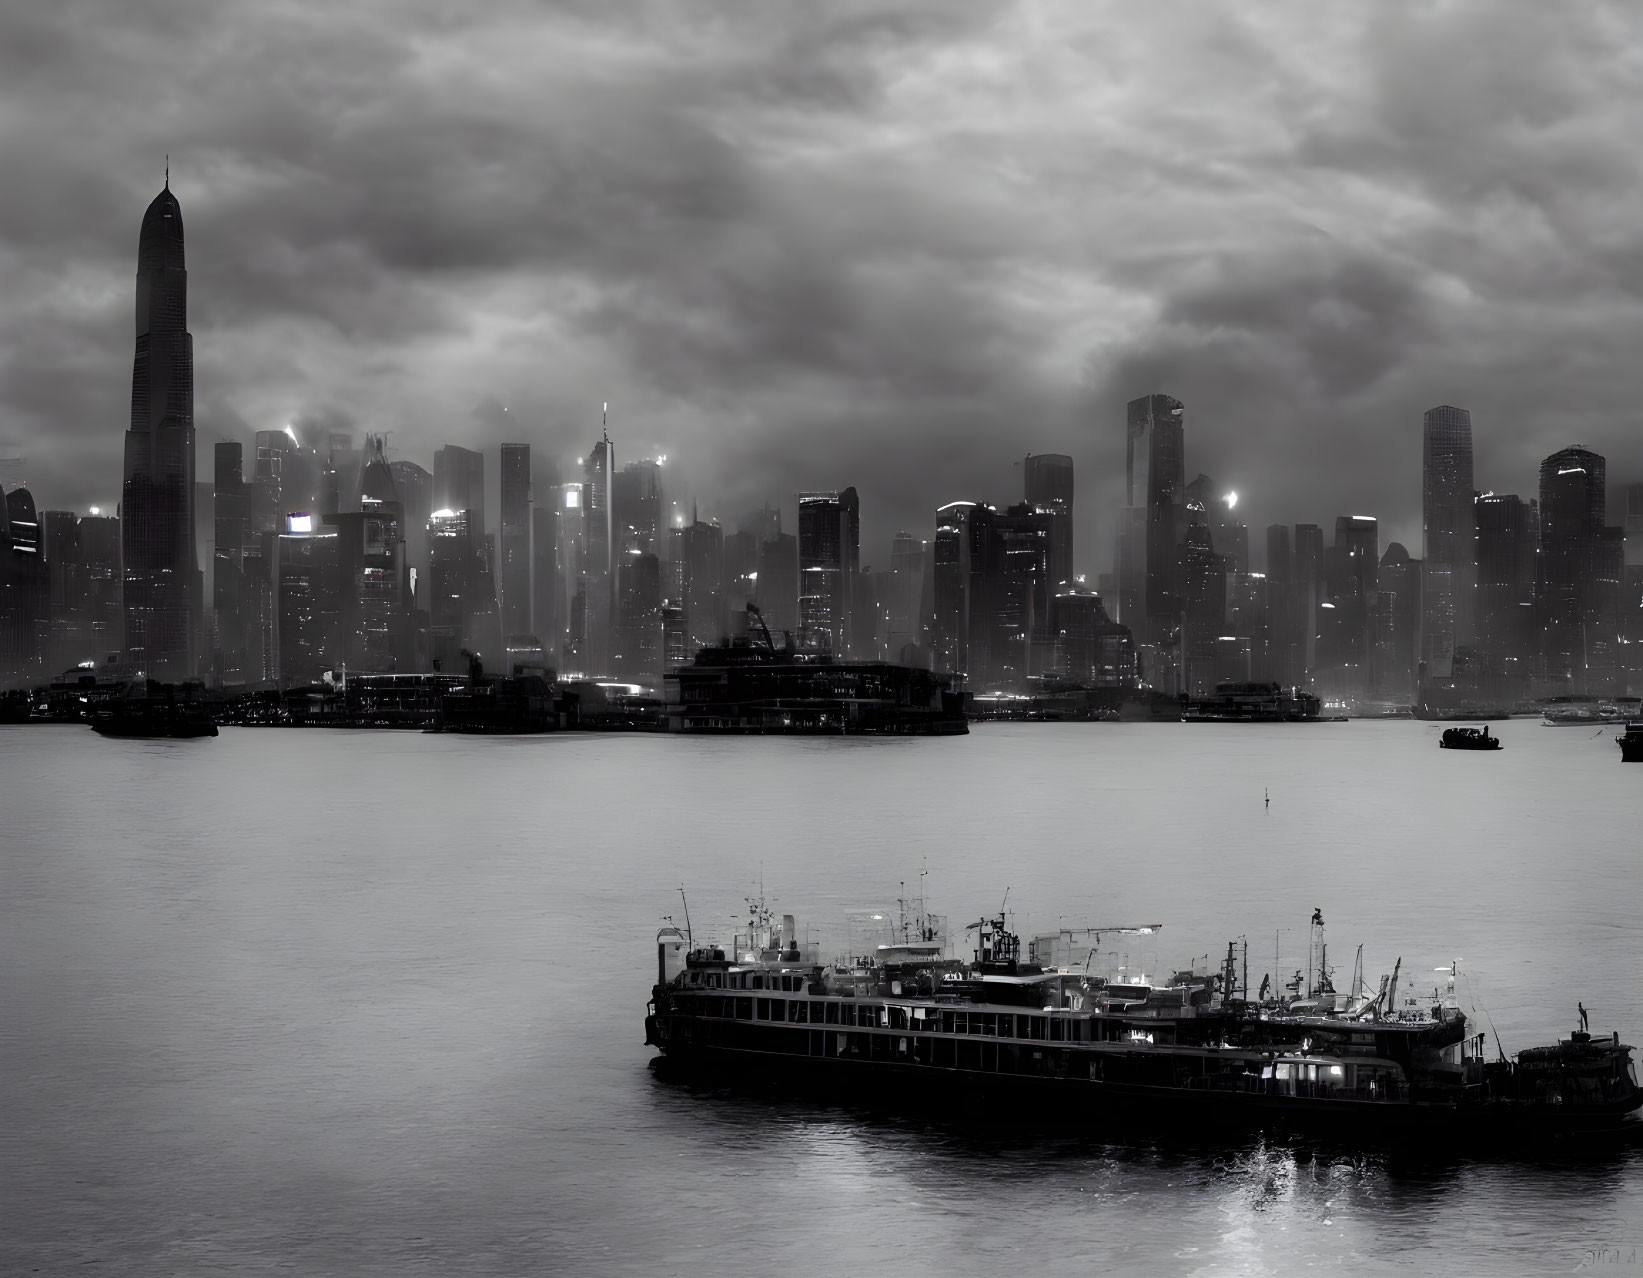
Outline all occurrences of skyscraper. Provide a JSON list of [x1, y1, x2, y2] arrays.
[[931, 502, 977, 674], [1023, 453, 1074, 587], [753, 529, 798, 639], [1538, 446, 1607, 692], [886, 532, 926, 662], [388, 459, 432, 585], [1474, 493, 1536, 689], [797, 488, 860, 655], [676, 517, 725, 654], [1125, 393, 1185, 643], [121, 180, 198, 679], [433, 446, 485, 535], [1374, 543, 1420, 703], [499, 443, 532, 637], [1421, 405, 1476, 679], [274, 513, 340, 686], [581, 435, 616, 672], [212, 442, 250, 684]]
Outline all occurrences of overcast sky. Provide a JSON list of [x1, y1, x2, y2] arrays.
[[2, 0, 1639, 571]]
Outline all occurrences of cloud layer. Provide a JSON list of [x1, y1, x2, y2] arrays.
[[3, 0, 1639, 569]]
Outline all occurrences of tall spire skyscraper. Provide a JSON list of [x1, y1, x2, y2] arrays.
[[122, 178, 199, 679]]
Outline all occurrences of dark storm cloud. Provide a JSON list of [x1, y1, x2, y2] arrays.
[[1, 1, 1638, 566]]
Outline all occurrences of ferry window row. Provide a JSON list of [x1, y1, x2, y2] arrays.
[[707, 972, 805, 992], [687, 996, 1086, 1042]]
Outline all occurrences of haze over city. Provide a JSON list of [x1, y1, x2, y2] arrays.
[[4, 2, 1641, 564]]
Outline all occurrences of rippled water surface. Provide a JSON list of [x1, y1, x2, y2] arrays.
[[2, 720, 1640, 1275]]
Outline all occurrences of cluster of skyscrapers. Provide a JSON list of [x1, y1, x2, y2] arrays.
[[1, 184, 1638, 709], [1105, 396, 1643, 708]]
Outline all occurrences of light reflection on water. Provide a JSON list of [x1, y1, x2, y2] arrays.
[[2, 721, 1640, 1276]]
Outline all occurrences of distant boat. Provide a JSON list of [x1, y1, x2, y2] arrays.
[[1439, 725, 1502, 751], [1543, 697, 1604, 726], [1618, 723, 1643, 763]]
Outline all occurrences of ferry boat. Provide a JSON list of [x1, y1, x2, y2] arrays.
[[645, 904, 1640, 1149], [1618, 723, 1643, 763], [1543, 696, 1605, 726]]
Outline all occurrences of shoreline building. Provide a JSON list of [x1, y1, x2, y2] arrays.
[[121, 180, 199, 680]]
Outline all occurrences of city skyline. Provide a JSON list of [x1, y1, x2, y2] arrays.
[[2, 6, 1640, 566]]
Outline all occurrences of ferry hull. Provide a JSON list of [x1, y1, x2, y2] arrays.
[[648, 1041, 1643, 1153]]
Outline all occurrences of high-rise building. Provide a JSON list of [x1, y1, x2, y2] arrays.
[[578, 436, 616, 673], [0, 487, 49, 683], [887, 532, 926, 662], [212, 442, 251, 685], [1538, 446, 1605, 691], [931, 502, 977, 675], [752, 530, 798, 640], [1374, 543, 1419, 703], [1179, 499, 1224, 696], [617, 551, 662, 676], [427, 507, 490, 673], [983, 503, 1053, 684], [388, 460, 432, 584], [1421, 405, 1476, 679], [1125, 394, 1185, 644], [1048, 588, 1134, 687], [499, 443, 532, 638], [614, 459, 663, 558], [321, 432, 358, 517], [250, 430, 290, 537], [1318, 515, 1377, 702], [1023, 453, 1074, 587], [1624, 483, 1643, 571], [1292, 524, 1324, 684], [1264, 525, 1295, 685], [433, 446, 485, 535], [1475, 493, 1536, 690], [274, 513, 340, 686], [1623, 486, 1643, 692], [676, 518, 725, 654], [121, 181, 198, 680], [797, 488, 859, 655], [329, 434, 410, 672]]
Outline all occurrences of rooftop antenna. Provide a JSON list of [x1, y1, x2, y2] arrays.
[[164, 154, 169, 189], [602, 400, 609, 444]]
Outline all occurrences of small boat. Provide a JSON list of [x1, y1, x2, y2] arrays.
[[1440, 725, 1502, 751], [1543, 696, 1603, 726], [1618, 723, 1643, 763]]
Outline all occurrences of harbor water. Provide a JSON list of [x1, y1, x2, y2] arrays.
[[2, 720, 1640, 1275]]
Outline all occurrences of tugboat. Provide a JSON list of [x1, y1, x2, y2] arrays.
[[645, 902, 1641, 1150], [1439, 724, 1502, 751], [1618, 722, 1643, 762]]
